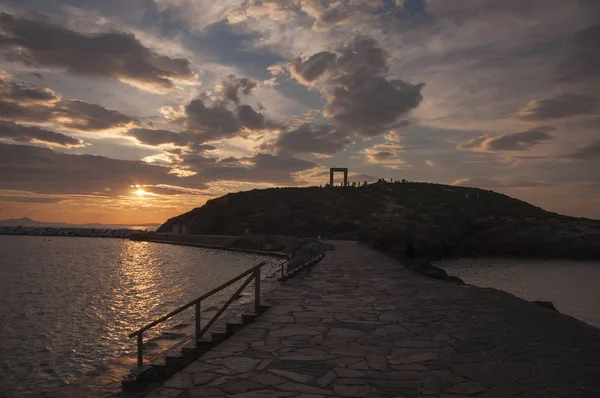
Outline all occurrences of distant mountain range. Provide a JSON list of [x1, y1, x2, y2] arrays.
[[0, 217, 159, 230]]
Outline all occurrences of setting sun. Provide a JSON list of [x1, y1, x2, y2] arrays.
[[135, 189, 147, 197]]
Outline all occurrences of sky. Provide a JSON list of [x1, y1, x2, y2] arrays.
[[0, 0, 599, 224]]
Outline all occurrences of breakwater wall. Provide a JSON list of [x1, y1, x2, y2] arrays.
[[0, 226, 143, 238], [130, 232, 308, 257]]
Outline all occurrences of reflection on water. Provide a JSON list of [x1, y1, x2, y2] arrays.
[[438, 257, 600, 329], [0, 236, 274, 397], [114, 241, 166, 337]]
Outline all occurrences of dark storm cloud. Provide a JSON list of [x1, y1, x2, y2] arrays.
[[0, 74, 135, 132], [0, 120, 84, 147], [562, 141, 600, 160], [222, 75, 258, 104], [0, 12, 196, 91], [263, 123, 352, 156], [459, 128, 554, 152], [288, 36, 424, 138], [0, 142, 208, 195], [558, 22, 600, 83], [517, 93, 600, 121]]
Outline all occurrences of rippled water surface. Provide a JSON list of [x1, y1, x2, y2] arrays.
[[438, 258, 600, 329], [0, 236, 276, 397]]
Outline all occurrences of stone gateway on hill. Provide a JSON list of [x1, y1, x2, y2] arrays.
[[329, 167, 348, 186]]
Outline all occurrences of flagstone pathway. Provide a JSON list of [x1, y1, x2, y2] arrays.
[[145, 241, 600, 398]]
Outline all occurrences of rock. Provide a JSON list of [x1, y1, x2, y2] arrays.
[[420, 267, 448, 279], [413, 234, 445, 259], [445, 275, 466, 285], [406, 258, 453, 281], [532, 301, 559, 312], [409, 257, 435, 271], [405, 259, 466, 285]]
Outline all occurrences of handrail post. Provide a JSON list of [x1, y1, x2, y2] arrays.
[[137, 333, 143, 367], [195, 301, 201, 340], [128, 261, 267, 359], [254, 268, 261, 314]]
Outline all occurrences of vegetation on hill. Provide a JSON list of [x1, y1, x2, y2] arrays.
[[158, 181, 600, 259]]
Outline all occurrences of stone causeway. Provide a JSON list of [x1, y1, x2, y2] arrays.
[[143, 240, 600, 398]]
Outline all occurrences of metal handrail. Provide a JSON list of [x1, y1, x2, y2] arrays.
[[278, 241, 324, 278], [128, 241, 326, 367], [129, 260, 267, 366]]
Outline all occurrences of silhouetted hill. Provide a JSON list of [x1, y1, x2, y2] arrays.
[[158, 182, 600, 259], [0, 217, 61, 226]]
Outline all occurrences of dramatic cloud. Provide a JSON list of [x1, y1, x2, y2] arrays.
[[517, 93, 600, 121], [0, 142, 207, 195], [154, 0, 243, 31], [0, 74, 135, 132], [228, 0, 300, 23], [0, 97, 135, 132], [1, 71, 57, 100], [226, 0, 395, 31], [0, 74, 58, 105], [288, 51, 337, 85], [180, 152, 317, 184], [164, 75, 272, 143], [263, 123, 352, 156], [221, 75, 258, 104], [459, 128, 554, 152], [0, 120, 84, 147], [180, 98, 255, 143], [124, 128, 216, 151], [288, 36, 424, 138], [0, 12, 196, 91], [309, 0, 383, 31], [362, 142, 405, 169], [558, 22, 600, 83], [237, 104, 267, 130]]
